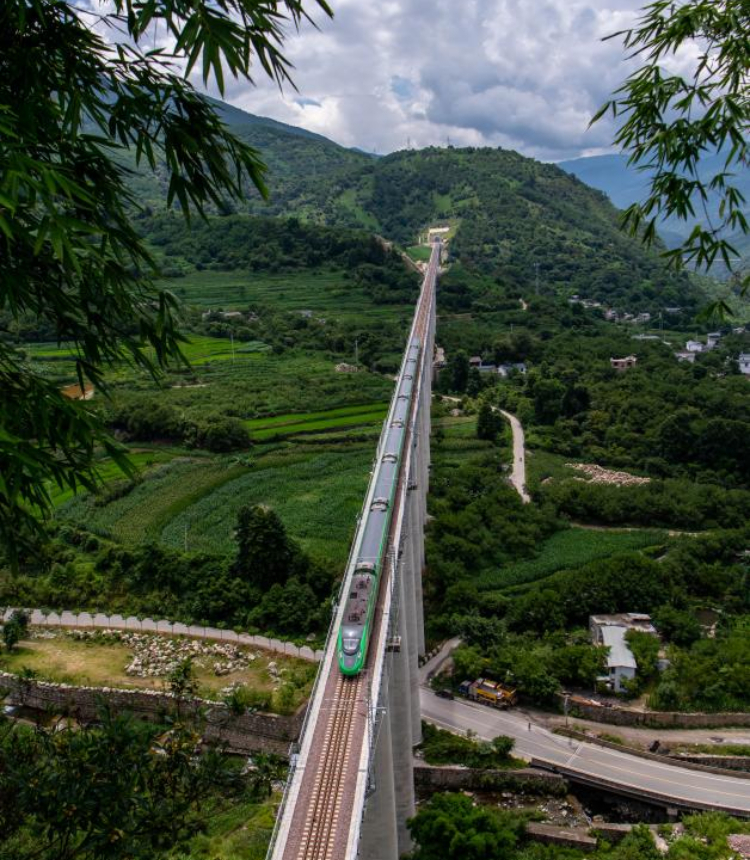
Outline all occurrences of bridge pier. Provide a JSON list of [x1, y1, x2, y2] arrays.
[[360, 702, 398, 860], [360, 554, 417, 858], [403, 518, 422, 745]]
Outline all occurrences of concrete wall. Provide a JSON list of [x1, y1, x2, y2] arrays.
[[563, 696, 750, 728], [0, 671, 303, 756], [0, 607, 323, 662]]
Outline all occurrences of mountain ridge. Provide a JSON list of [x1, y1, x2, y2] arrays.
[[130, 97, 702, 314]]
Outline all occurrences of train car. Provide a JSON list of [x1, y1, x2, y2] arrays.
[[338, 339, 421, 675]]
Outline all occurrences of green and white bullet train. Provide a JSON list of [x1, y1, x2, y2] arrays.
[[337, 338, 421, 675]]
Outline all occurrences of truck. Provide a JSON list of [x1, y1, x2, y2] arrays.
[[457, 678, 518, 709]]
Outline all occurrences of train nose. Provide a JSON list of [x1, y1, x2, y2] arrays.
[[341, 653, 359, 671]]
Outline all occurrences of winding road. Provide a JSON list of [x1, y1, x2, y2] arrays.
[[498, 409, 530, 503], [419, 647, 750, 817]]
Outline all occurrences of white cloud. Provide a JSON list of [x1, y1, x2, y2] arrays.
[[92, 0, 676, 161]]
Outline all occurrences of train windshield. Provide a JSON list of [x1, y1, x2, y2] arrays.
[[343, 638, 359, 654]]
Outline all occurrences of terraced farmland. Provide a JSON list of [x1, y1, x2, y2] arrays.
[[162, 267, 411, 323], [245, 403, 388, 440], [477, 526, 670, 593], [57, 444, 373, 566], [160, 446, 372, 563]]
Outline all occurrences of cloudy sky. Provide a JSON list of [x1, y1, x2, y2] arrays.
[[207, 0, 658, 162]]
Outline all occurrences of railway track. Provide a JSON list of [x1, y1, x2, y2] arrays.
[[272, 243, 439, 860], [296, 676, 362, 860]]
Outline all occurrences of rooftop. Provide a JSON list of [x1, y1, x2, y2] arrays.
[[601, 626, 637, 670]]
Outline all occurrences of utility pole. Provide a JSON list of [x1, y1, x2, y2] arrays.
[[355, 337, 359, 368], [534, 262, 540, 296], [230, 330, 235, 363]]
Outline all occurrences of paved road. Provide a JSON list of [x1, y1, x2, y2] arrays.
[[419, 644, 750, 816], [421, 692, 750, 815], [498, 409, 530, 503]]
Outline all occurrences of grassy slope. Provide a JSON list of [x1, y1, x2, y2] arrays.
[[478, 526, 670, 592], [0, 634, 313, 706]]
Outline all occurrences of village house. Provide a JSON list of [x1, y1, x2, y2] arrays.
[[739, 353, 750, 376], [610, 355, 637, 371], [433, 346, 447, 368], [706, 332, 722, 348], [675, 350, 697, 364], [497, 362, 528, 378], [590, 613, 657, 694], [685, 340, 704, 352], [469, 355, 483, 369]]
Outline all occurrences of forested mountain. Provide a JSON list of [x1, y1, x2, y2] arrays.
[[129, 98, 702, 312], [126, 98, 373, 221], [347, 147, 698, 312], [559, 151, 750, 275]]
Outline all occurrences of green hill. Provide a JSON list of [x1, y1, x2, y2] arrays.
[[333, 147, 699, 312], [559, 151, 750, 280], [128, 99, 703, 313]]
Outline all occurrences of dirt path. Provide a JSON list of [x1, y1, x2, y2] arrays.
[[498, 409, 530, 503]]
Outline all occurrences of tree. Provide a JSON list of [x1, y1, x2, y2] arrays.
[[0, 707, 243, 860], [476, 403, 502, 442], [595, 0, 749, 297], [232, 504, 297, 590], [167, 657, 200, 714], [448, 351, 470, 393], [0, 0, 332, 560], [2, 609, 29, 652], [406, 793, 521, 860]]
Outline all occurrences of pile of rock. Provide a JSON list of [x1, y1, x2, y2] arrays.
[[566, 463, 650, 487], [67, 629, 259, 678]]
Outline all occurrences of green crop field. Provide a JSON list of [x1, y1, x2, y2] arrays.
[[245, 403, 388, 440], [159, 446, 372, 564], [59, 458, 249, 545], [57, 444, 373, 567], [477, 526, 670, 592], [161, 268, 411, 323], [406, 245, 432, 262], [47, 450, 179, 508]]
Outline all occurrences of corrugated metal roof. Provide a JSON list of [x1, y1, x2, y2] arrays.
[[601, 626, 637, 670]]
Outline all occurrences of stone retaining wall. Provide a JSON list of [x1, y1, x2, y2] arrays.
[[0, 672, 303, 756], [414, 764, 567, 794], [671, 755, 750, 772], [562, 695, 750, 729], [1, 607, 323, 662]]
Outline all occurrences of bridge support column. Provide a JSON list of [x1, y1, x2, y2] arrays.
[[360, 704, 399, 860], [388, 560, 417, 855], [409, 470, 426, 658], [403, 519, 422, 745]]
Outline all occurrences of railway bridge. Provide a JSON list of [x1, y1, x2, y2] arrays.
[[266, 240, 750, 860], [267, 241, 439, 860]]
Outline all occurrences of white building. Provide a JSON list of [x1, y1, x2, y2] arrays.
[[685, 340, 704, 353], [590, 613, 657, 694], [739, 353, 750, 375]]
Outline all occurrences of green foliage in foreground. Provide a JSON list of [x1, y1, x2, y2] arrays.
[[418, 723, 519, 770], [1, 0, 333, 560], [0, 709, 248, 860], [407, 796, 750, 860]]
